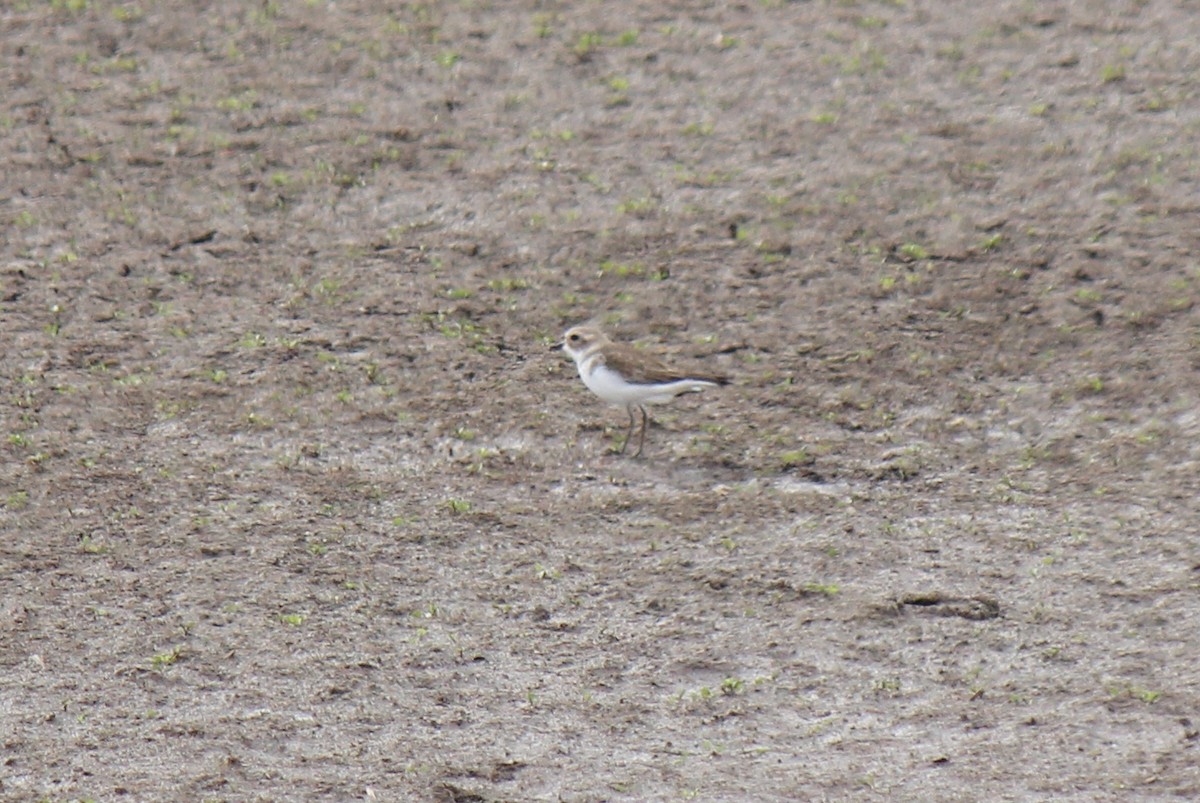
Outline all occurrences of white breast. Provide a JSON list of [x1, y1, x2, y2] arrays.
[[580, 361, 716, 406]]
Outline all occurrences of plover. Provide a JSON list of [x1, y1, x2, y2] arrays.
[[557, 325, 728, 457]]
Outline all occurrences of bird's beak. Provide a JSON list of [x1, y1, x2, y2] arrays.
[[549, 340, 564, 352]]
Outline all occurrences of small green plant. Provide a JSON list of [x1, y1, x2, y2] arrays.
[[1132, 687, 1161, 703], [779, 449, 811, 468], [532, 13, 555, 38], [720, 677, 745, 695], [873, 677, 902, 693], [45, 303, 64, 337], [487, 277, 529, 292], [853, 14, 887, 29], [977, 233, 1003, 252], [94, 54, 139, 73], [574, 31, 604, 58], [616, 196, 656, 216], [79, 536, 110, 554], [279, 613, 306, 626], [151, 646, 184, 669], [898, 242, 929, 260], [444, 498, 472, 514], [416, 601, 439, 619], [217, 90, 258, 112], [1110, 685, 1160, 703], [111, 4, 144, 22], [598, 260, 644, 277]]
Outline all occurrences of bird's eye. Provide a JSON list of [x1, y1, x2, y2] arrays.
[[568, 334, 580, 342]]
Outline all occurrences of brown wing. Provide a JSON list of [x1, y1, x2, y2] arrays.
[[601, 343, 728, 386]]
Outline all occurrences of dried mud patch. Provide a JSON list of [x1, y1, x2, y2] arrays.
[[3, 1, 1200, 800]]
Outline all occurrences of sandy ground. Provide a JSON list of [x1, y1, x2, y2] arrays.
[[2, 0, 1199, 800]]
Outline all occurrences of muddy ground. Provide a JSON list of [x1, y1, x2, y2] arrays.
[[2, 0, 1199, 800]]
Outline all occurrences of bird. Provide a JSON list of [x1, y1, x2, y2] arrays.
[[557, 324, 728, 457]]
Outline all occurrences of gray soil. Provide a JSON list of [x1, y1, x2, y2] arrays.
[[3, 0, 1199, 800]]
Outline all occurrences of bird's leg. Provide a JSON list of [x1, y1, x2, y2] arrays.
[[633, 405, 648, 458], [619, 404, 637, 454]]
